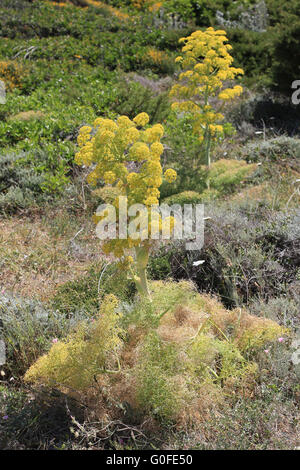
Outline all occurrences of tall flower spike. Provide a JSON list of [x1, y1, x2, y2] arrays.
[[170, 28, 244, 170], [74, 113, 177, 299]]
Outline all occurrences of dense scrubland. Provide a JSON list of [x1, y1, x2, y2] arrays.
[[0, 0, 299, 450]]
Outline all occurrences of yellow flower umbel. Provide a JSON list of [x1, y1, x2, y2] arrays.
[[75, 113, 176, 299], [170, 28, 244, 169]]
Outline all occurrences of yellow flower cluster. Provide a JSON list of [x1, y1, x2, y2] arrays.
[[147, 48, 166, 65], [164, 168, 177, 183], [0, 61, 25, 91], [140, 47, 171, 72], [75, 113, 177, 265], [85, 0, 129, 21], [48, 2, 69, 7], [218, 85, 243, 101], [50, 1, 130, 21], [132, 0, 162, 11], [133, 112, 149, 127], [170, 28, 244, 166], [24, 294, 124, 390], [24, 279, 288, 424]]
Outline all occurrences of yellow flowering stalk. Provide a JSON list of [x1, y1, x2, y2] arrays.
[[170, 27, 244, 169], [75, 113, 177, 299], [132, 0, 161, 11], [85, 1, 129, 21]]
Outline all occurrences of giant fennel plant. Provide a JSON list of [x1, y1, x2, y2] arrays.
[[170, 27, 244, 169], [75, 113, 177, 299], [25, 280, 288, 424]]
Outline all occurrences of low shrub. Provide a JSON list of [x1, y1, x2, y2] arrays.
[[25, 280, 287, 426], [249, 296, 300, 329], [137, 47, 176, 75], [51, 263, 136, 316], [0, 383, 82, 450], [0, 152, 50, 213], [195, 390, 300, 449], [162, 190, 204, 206], [24, 294, 124, 390], [112, 78, 170, 124], [0, 293, 75, 378], [0, 61, 26, 92], [206, 159, 258, 195], [149, 204, 300, 308], [161, 159, 257, 202], [229, 95, 300, 137], [240, 136, 300, 165]]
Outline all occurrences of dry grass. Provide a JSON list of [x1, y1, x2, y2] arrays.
[[8, 111, 45, 122], [230, 164, 300, 208], [0, 209, 103, 300]]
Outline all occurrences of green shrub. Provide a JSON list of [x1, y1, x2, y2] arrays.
[[136, 331, 184, 421], [0, 152, 51, 213], [112, 78, 170, 124], [51, 263, 136, 315], [207, 159, 257, 195], [226, 29, 272, 88], [149, 204, 300, 308], [162, 190, 204, 206], [148, 249, 173, 280], [161, 159, 257, 201], [266, 0, 300, 93], [24, 280, 287, 425], [161, 0, 195, 21], [240, 136, 300, 164], [0, 293, 73, 377], [162, 112, 207, 196]]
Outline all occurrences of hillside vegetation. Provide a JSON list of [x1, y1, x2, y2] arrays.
[[0, 0, 299, 450]]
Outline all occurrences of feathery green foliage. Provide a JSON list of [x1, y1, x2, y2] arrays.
[[25, 281, 287, 424]]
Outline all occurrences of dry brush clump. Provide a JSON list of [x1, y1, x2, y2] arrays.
[[24, 280, 287, 429], [148, 204, 300, 309]]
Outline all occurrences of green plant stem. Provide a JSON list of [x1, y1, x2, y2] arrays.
[[134, 245, 151, 300], [203, 85, 212, 188], [136, 265, 151, 299]]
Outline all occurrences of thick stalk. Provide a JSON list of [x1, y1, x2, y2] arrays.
[[203, 85, 212, 189], [136, 264, 151, 299], [134, 245, 151, 300], [205, 127, 212, 189], [204, 125, 212, 167]]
